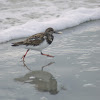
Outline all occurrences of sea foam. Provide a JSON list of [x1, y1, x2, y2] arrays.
[[0, 8, 100, 43]]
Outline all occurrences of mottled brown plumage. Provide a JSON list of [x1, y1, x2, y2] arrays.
[[12, 28, 55, 46], [24, 33, 45, 46], [12, 33, 45, 46]]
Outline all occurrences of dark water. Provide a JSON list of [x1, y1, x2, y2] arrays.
[[0, 20, 100, 100]]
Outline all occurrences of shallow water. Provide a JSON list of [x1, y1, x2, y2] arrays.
[[0, 20, 100, 100]]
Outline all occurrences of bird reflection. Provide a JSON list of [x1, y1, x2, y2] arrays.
[[14, 62, 58, 95], [23, 61, 55, 71]]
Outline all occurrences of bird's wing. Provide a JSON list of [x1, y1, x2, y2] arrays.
[[23, 33, 46, 46]]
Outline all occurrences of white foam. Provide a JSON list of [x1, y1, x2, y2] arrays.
[[0, 8, 100, 43], [83, 83, 96, 87], [40, 97, 48, 100]]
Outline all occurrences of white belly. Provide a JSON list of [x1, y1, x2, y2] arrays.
[[24, 40, 49, 52]]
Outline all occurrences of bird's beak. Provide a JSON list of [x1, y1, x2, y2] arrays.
[[54, 31, 63, 34]]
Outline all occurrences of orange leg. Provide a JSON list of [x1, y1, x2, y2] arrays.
[[41, 52, 54, 57], [22, 49, 29, 61]]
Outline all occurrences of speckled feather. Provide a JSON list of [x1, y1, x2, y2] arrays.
[[12, 28, 54, 47], [23, 33, 45, 46]]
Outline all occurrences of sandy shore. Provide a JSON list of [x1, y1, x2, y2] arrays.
[[0, 20, 100, 100]]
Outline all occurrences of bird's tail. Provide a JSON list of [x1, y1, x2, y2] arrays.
[[11, 41, 24, 46]]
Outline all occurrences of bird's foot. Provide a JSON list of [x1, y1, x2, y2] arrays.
[[21, 49, 29, 62], [46, 54, 54, 57], [41, 53, 54, 57], [21, 55, 25, 62]]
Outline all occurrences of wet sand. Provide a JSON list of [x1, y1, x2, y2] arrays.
[[0, 20, 100, 100]]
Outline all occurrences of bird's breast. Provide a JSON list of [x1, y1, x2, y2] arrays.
[[46, 35, 54, 45], [25, 39, 49, 51]]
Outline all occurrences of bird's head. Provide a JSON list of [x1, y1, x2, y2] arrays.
[[45, 27, 62, 35], [45, 27, 55, 35]]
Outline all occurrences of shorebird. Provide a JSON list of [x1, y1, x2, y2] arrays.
[[12, 27, 61, 61]]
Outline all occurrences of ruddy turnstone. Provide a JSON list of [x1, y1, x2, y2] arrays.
[[12, 27, 62, 61]]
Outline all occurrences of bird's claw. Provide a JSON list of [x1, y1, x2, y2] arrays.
[[41, 52, 54, 57], [21, 55, 25, 62], [47, 55, 54, 57]]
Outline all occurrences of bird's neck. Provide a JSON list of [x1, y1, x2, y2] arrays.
[[46, 34, 54, 44]]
